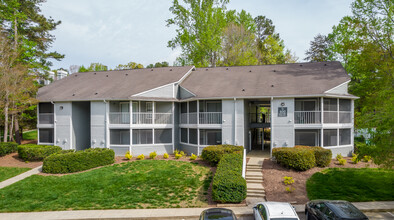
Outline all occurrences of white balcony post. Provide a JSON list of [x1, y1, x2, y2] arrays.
[[337, 98, 339, 124], [321, 97, 324, 147], [197, 100, 199, 125], [172, 102, 175, 153], [187, 101, 189, 124], [105, 101, 109, 148]]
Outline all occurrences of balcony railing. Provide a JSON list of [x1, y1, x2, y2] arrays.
[[295, 111, 321, 124], [199, 112, 222, 124], [180, 112, 222, 124], [109, 112, 130, 124], [133, 112, 152, 124], [155, 113, 173, 124], [39, 113, 54, 124]]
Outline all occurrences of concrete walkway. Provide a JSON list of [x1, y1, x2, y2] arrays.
[[0, 165, 42, 189], [245, 150, 269, 205]]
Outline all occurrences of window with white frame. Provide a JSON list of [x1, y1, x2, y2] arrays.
[[339, 129, 351, 145], [295, 129, 320, 146], [324, 98, 338, 123], [339, 99, 351, 123], [154, 129, 172, 144], [132, 129, 152, 145], [110, 129, 130, 145], [39, 128, 54, 143], [323, 129, 337, 147], [200, 129, 222, 145], [180, 128, 188, 143], [189, 129, 198, 144]]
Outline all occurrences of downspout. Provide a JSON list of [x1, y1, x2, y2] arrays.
[[270, 97, 273, 157], [103, 100, 109, 149]]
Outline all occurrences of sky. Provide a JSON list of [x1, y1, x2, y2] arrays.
[[41, 0, 354, 71]]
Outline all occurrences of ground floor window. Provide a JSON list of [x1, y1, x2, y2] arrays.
[[110, 129, 130, 145], [154, 129, 172, 144], [295, 129, 320, 146], [323, 129, 337, 147], [200, 129, 222, 145], [189, 129, 198, 144], [39, 128, 54, 143], [339, 129, 351, 145], [180, 128, 188, 143], [132, 129, 152, 145]]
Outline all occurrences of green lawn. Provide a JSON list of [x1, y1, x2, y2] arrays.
[[22, 130, 37, 140], [0, 167, 31, 182], [307, 168, 394, 202], [0, 160, 211, 212]]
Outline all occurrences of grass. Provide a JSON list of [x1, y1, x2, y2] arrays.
[[307, 168, 394, 202], [0, 160, 211, 212], [22, 130, 37, 140], [0, 167, 31, 182]]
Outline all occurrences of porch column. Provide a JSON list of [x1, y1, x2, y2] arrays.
[[320, 97, 324, 147]]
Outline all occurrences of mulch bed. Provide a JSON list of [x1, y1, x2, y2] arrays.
[[0, 152, 43, 168], [262, 157, 378, 204]]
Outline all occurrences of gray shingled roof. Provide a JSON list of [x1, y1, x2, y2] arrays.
[[37, 66, 193, 102], [37, 61, 354, 102], [180, 61, 351, 99]]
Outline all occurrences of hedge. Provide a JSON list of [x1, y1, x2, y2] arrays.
[[201, 145, 243, 166], [212, 153, 247, 203], [42, 148, 115, 174], [294, 145, 332, 167], [0, 142, 18, 156], [18, 144, 62, 161], [273, 147, 316, 171]]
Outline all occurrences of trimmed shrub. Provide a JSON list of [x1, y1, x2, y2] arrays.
[[338, 158, 347, 165], [125, 151, 132, 160], [294, 146, 332, 167], [42, 148, 114, 174], [18, 144, 62, 161], [163, 153, 169, 159], [273, 147, 315, 171], [0, 142, 18, 156], [175, 153, 182, 159], [201, 145, 243, 166], [212, 153, 246, 203], [149, 151, 157, 159], [137, 154, 144, 160], [190, 153, 197, 160]]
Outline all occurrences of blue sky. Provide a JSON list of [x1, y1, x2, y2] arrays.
[[41, 0, 354, 70]]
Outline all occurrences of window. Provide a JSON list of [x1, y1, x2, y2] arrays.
[[295, 98, 319, 111], [154, 129, 172, 144], [324, 129, 337, 147], [339, 99, 351, 123], [339, 129, 351, 145], [295, 130, 320, 146], [39, 128, 54, 143], [200, 129, 222, 145], [257, 204, 268, 220], [189, 129, 197, 145], [324, 98, 338, 123], [132, 129, 152, 145], [181, 128, 188, 143], [110, 129, 130, 145]]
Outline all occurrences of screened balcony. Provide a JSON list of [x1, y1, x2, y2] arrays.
[[132, 101, 173, 125], [38, 103, 54, 124], [180, 100, 222, 125], [109, 101, 130, 124]]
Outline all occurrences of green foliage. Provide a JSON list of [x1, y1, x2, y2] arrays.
[[201, 145, 243, 166], [0, 167, 31, 182], [307, 168, 394, 202], [304, 34, 334, 61], [125, 151, 132, 160], [0, 160, 210, 211], [137, 154, 145, 160], [42, 148, 114, 174], [363, 155, 372, 162], [190, 153, 197, 160], [78, 63, 108, 72], [327, 0, 393, 168], [175, 153, 182, 159], [17, 144, 61, 161], [22, 130, 37, 140], [273, 147, 316, 171], [149, 151, 157, 159], [0, 142, 18, 156], [146, 61, 169, 68], [115, 61, 144, 70], [163, 153, 169, 159], [294, 145, 332, 167], [338, 158, 347, 165], [336, 153, 343, 161], [212, 153, 246, 203], [285, 186, 295, 193], [283, 176, 294, 185], [351, 154, 360, 164]]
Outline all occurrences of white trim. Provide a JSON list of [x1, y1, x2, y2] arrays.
[[131, 83, 174, 98], [176, 66, 195, 84], [324, 80, 350, 94]]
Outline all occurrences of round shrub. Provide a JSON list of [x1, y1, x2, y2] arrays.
[[42, 148, 115, 174], [0, 142, 18, 156], [295, 145, 332, 167], [273, 147, 315, 171], [201, 145, 243, 166], [18, 144, 62, 161]]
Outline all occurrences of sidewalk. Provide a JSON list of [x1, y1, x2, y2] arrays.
[[0, 201, 392, 220], [0, 165, 42, 189]]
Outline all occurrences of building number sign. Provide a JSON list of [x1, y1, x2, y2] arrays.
[[278, 107, 287, 117]]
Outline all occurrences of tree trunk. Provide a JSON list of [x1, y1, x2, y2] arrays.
[[14, 115, 21, 145], [3, 98, 9, 142], [9, 114, 14, 142]]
